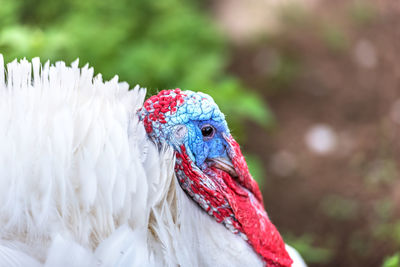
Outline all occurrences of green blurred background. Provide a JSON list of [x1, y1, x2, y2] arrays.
[[1, 0, 399, 266]]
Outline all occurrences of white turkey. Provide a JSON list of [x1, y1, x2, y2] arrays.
[[0, 55, 306, 267]]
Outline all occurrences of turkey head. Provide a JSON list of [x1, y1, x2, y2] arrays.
[[139, 89, 293, 267]]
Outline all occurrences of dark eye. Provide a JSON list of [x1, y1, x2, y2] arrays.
[[201, 125, 215, 139]]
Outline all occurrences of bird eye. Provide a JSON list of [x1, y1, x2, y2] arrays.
[[201, 125, 215, 139]]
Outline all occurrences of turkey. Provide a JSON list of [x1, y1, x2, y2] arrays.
[[0, 55, 306, 267]]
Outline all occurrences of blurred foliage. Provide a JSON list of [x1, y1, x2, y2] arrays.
[[374, 221, 400, 247], [285, 233, 333, 264], [374, 198, 394, 221], [279, 2, 313, 28], [249, 1, 397, 266], [383, 253, 400, 267], [319, 195, 359, 221], [266, 51, 301, 91], [364, 159, 398, 188], [1, 1, 396, 266], [349, 1, 378, 26], [320, 23, 349, 52], [0, 0, 272, 134], [243, 153, 264, 186]]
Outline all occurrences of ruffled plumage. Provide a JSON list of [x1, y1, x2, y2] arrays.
[[0, 56, 305, 267]]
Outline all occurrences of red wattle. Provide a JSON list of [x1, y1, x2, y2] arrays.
[[225, 135, 264, 204], [224, 135, 292, 266], [175, 143, 293, 267], [216, 167, 292, 267]]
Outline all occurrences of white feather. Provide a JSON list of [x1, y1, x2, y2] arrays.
[[0, 244, 42, 267], [0, 56, 306, 267], [286, 244, 308, 267]]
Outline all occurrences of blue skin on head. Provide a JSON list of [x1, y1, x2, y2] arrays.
[[140, 90, 293, 267], [186, 119, 230, 169], [140, 90, 231, 169]]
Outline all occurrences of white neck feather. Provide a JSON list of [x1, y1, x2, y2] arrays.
[[0, 56, 298, 267]]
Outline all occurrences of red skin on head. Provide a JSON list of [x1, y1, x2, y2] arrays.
[[222, 136, 292, 267], [141, 89, 293, 266], [142, 89, 185, 133], [176, 140, 293, 267], [225, 135, 264, 204]]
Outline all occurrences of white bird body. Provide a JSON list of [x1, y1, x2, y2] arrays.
[[0, 56, 305, 267]]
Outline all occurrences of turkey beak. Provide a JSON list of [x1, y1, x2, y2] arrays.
[[206, 133, 243, 179], [207, 156, 238, 178]]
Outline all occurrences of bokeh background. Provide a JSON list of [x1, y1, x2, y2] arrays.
[[0, 0, 399, 266]]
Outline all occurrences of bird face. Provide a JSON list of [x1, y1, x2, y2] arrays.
[[139, 89, 292, 267]]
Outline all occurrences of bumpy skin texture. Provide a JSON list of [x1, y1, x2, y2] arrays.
[[139, 89, 292, 267]]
